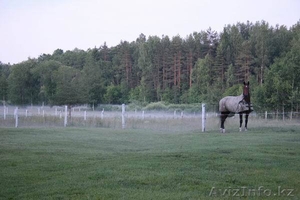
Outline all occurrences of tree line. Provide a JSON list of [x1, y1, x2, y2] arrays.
[[1, 20, 300, 112]]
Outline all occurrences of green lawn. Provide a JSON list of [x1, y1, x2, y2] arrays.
[[0, 126, 299, 199]]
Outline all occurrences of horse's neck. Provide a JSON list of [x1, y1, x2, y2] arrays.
[[237, 94, 244, 100]]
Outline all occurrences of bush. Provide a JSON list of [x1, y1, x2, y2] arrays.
[[142, 102, 202, 113], [167, 103, 202, 113], [144, 102, 168, 111], [96, 104, 121, 111], [127, 100, 146, 111]]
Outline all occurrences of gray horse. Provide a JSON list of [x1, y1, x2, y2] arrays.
[[219, 82, 253, 133]]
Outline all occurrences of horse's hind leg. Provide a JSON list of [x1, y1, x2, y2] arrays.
[[220, 112, 228, 133], [239, 113, 243, 132]]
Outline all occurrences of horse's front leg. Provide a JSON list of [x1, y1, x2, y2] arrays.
[[245, 112, 249, 131], [239, 113, 243, 132]]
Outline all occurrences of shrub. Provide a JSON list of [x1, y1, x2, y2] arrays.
[[144, 102, 168, 111]]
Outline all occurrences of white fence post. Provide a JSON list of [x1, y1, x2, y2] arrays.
[[15, 107, 18, 128], [64, 105, 68, 127], [142, 110, 145, 120], [84, 111, 87, 121], [3, 106, 6, 120], [101, 109, 104, 120], [282, 105, 285, 121], [122, 104, 125, 129], [265, 111, 267, 120], [202, 103, 206, 132], [25, 109, 28, 117]]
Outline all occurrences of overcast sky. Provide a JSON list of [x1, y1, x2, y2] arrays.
[[0, 0, 299, 64]]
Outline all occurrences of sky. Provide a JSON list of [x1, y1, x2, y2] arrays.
[[0, 0, 299, 64]]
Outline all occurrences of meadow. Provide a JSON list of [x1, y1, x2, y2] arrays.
[[0, 123, 300, 199]]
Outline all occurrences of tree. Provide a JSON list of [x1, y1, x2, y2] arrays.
[[32, 60, 61, 104], [83, 53, 109, 107], [225, 24, 243, 66], [160, 35, 173, 91], [170, 35, 184, 103], [58, 48, 87, 70], [8, 60, 40, 105], [147, 36, 163, 101], [104, 84, 122, 104], [237, 21, 252, 40], [225, 64, 236, 88], [250, 21, 271, 84], [269, 25, 292, 63], [263, 32, 300, 111], [119, 41, 133, 87], [184, 34, 196, 89], [53, 66, 88, 116], [52, 49, 64, 59], [99, 42, 110, 61], [0, 62, 9, 104], [2, 20, 300, 109], [206, 27, 219, 58], [215, 28, 231, 90], [235, 40, 254, 82], [190, 55, 213, 102], [0, 73, 8, 103]]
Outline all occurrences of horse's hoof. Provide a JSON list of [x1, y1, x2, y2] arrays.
[[239, 128, 242, 132], [220, 128, 225, 133], [245, 128, 248, 132]]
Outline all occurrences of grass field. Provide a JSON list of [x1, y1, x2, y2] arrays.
[[0, 125, 300, 199]]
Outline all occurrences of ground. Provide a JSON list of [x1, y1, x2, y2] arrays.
[[0, 125, 299, 199]]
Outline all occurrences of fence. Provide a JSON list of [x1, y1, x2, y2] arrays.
[[0, 104, 299, 131]]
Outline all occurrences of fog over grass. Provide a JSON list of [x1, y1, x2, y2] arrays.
[[0, 126, 299, 199]]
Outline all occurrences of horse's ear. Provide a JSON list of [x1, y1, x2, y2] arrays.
[[243, 81, 246, 85], [247, 81, 249, 85]]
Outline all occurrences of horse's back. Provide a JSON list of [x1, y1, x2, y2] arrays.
[[219, 96, 241, 112]]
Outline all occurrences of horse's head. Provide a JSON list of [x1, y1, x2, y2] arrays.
[[243, 81, 250, 104]]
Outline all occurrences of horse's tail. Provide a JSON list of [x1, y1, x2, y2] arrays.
[[215, 103, 222, 118], [228, 112, 235, 117], [216, 103, 219, 115]]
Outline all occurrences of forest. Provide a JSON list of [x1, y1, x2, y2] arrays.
[[1, 20, 300, 112]]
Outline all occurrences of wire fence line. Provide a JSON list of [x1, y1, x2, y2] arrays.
[[1, 104, 299, 118], [0, 104, 299, 130]]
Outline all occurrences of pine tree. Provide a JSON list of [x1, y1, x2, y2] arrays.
[[250, 21, 271, 84], [235, 40, 254, 83]]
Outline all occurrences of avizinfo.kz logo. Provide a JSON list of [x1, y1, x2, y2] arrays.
[[209, 186, 295, 197]]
